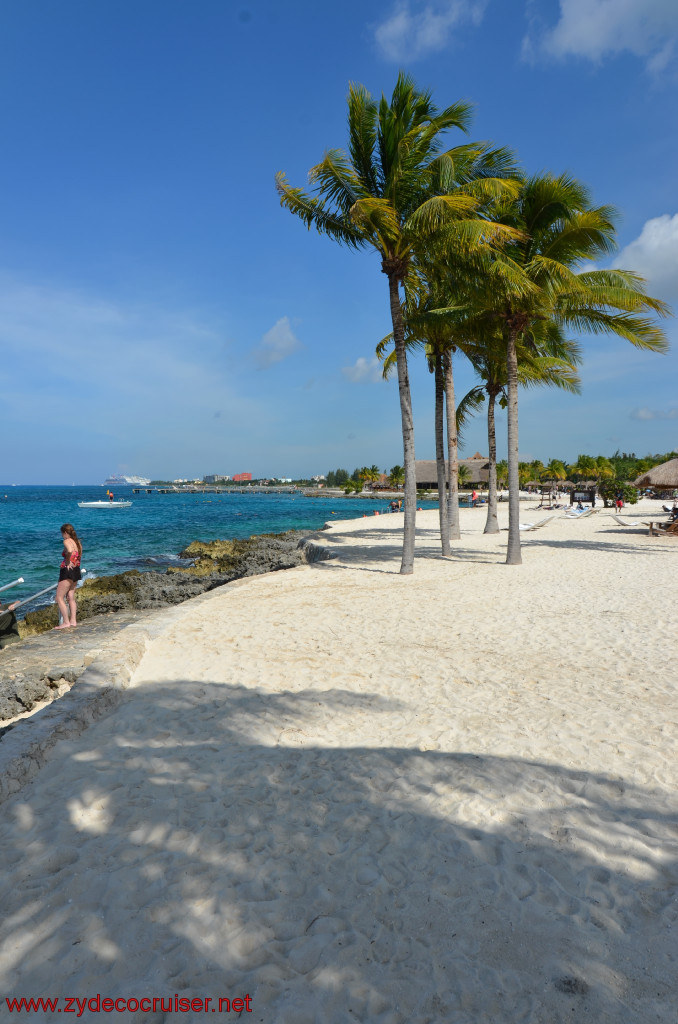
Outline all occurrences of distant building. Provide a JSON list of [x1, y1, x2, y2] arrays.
[[203, 474, 231, 484], [233, 472, 252, 482], [312, 475, 326, 483]]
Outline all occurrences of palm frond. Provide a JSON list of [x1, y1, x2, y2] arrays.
[[456, 386, 485, 445], [575, 271, 672, 317], [381, 347, 398, 379], [555, 308, 670, 351], [309, 149, 369, 214], [404, 194, 479, 235], [517, 356, 581, 393], [539, 208, 618, 264], [347, 82, 379, 195], [275, 172, 365, 248], [349, 196, 400, 251]]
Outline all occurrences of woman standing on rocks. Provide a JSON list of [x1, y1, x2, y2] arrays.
[[55, 523, 82, 630]]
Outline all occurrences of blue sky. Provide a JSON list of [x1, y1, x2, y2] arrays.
[[0, 0, 676, 483]]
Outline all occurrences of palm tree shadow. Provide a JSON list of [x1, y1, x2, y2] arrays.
[[521, 536, 678, 557], [315, 526, 503, 571], [1, 681, 676, 1022]]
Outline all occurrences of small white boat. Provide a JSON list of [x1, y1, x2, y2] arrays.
[[78, 500, 133, 509]]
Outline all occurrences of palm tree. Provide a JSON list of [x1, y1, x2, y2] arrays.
[[389, 465, 404, 488], [458, 464, 471, 489], [518, 463, 532, 489], [276, 75, 518, 573], [593, 456, 614, 483], [570, 454, 597, 482], [377, 227, 519, 555], [359, 465, 381, 489], [544, 459, 567, 483], [479, 173, 670, 564], [457, 329, 580, 532], [542, 458, 567, 498]]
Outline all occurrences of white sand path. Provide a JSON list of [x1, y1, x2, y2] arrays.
[[1, 503, 677, 1023]]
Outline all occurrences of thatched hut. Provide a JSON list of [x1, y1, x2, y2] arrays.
[[415, 453, 490, 490], [634, 458, 678, 490]]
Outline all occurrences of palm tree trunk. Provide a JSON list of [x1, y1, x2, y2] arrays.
[[443, 349, 460, 541], [505, 326, 522, 565], [388, 273, 417, 574], [434, 354, 451, 556], [484, 391, 500, 534]]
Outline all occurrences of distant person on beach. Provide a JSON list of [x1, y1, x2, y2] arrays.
[[0, 599, 20, 649], [472, 490, 477, 507], [55, 523, 82, 630], [615, 496, 624, 512]]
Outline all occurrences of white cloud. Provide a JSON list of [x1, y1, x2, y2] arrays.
[[342, 356, 384, 383], [630, 406, 678, 421], [253, 316, 302, 369], [524, 0, 678, 70], [374, 0, 487, 61], [614, 214, 678, 301]]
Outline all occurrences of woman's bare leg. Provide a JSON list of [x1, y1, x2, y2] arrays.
[[67, 582, 78, 626], [55, 581, 71, 628]]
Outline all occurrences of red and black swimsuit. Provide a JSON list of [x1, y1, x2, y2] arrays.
[[59, 546, 82, 583]]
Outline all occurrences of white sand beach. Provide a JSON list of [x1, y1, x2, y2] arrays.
[[1, 502, 677, 1023]]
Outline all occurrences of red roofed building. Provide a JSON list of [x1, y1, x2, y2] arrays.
[[232, 472, 252, 482]]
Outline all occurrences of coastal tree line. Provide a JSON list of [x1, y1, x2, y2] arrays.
[[277, 73, 670, 572]]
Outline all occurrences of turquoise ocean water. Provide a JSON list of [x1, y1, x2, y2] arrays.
[[0, 487, 436, 614]]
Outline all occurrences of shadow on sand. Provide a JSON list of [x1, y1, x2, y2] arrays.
[[1, 680, 676, 1023]]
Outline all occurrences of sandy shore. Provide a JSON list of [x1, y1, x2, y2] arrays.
[[1, 501, 677, 1022]]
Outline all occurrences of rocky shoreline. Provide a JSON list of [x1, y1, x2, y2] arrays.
[[1, 528, 332, 725]]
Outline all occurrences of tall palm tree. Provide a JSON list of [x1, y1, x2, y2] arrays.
[[376, 231, 517, 554], [377, 320, 453, 556], [479, 173, 670, 564], [276, 75, 518, 573], [458, 329, 581, 532]]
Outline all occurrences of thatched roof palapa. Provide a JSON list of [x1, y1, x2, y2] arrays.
[[415, 454, 489, 488], [634, 458, 678, 489]]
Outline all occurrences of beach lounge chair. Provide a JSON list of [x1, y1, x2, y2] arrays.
[[611, 515, 640, 527], [564, 508, 595, 519], [519, 515, 556, 531], [644, 520, 678, 537]]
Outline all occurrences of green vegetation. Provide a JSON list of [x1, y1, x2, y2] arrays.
[[278, 73, 519, 574], [325, 468, 349, 487], [278, 74, 671, 572], [597, 480, 639, 507]]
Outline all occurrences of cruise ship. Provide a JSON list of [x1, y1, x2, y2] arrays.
[[103, 473, 151, 487]]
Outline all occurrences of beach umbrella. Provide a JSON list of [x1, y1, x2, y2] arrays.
[[633, 458, 678, 489]]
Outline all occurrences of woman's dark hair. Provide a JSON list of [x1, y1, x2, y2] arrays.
[[61, 523, 82, 556]]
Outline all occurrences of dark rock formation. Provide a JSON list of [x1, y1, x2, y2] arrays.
[[19, 529, 329, 637], [0, 610, 143, 725]]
